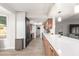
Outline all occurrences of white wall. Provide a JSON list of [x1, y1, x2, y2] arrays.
[[30, 21, 43, 39], [32, 25, 36, 38], [0, 6, 26, 50], [0, 12, 15, 50], [55, 14, 79, 36], [48, 3, 74, 19], [36, 25, 43, 38], [40, 25, 43, 38], [16, 11, 25, 48]]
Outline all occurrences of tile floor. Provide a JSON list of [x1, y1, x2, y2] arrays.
[[0, 38, 45, 56]]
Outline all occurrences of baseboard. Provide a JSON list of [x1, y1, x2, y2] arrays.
[[0, 47, 15, 50]]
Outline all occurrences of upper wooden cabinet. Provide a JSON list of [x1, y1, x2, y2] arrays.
[[48, 18, 52, 29], [43, 18, 53, 31]]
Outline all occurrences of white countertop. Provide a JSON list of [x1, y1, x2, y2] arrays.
[[43, 32, 79, 56]]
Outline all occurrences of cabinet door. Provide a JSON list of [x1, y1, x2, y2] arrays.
[[50, 45, 55, 56], [49, 44, 59, 56], [42, 34, 59, 56], [44, 38, 51, 56], [48, 18, 52, 29], [43, 36, 48, 55], [42, 35, 53, 56]]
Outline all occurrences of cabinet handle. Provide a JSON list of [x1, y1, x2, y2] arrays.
[[50, 46, 53, 52], [50, 46, 58, 56]]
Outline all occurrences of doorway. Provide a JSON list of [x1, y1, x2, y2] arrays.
[[36, 25, 40, 38]]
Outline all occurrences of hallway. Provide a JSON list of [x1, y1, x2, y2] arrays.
[[0, 38, 45, 56]]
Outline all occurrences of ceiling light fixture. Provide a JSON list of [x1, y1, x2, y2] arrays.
[[58, 17, 62, 22]]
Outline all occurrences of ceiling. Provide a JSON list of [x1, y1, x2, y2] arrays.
[[0, 3, 54, 23], [5, 3, 54, 16], [0, 3, 78, 23]]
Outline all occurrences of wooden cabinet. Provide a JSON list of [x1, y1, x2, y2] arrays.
[[43, 18, 53, 32], [48, 18, 52, 29], [49, 43, 59, 56], [42, 35, 51, 56], [42, 34, 58, 56]]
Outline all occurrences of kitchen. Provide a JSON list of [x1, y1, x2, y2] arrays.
[[42, 3, 79, 56], [0, 3, 79, 56]]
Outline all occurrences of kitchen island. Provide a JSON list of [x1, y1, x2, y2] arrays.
[[42, 32, 79, 56]]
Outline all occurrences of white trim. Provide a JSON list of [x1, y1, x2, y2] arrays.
[[0, 47, 15, 50]]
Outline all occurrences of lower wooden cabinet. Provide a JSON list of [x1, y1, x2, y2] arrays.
[[42, 34, 58, 56], [43, 37, 51, 56], [49, 43, 58, 56]]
